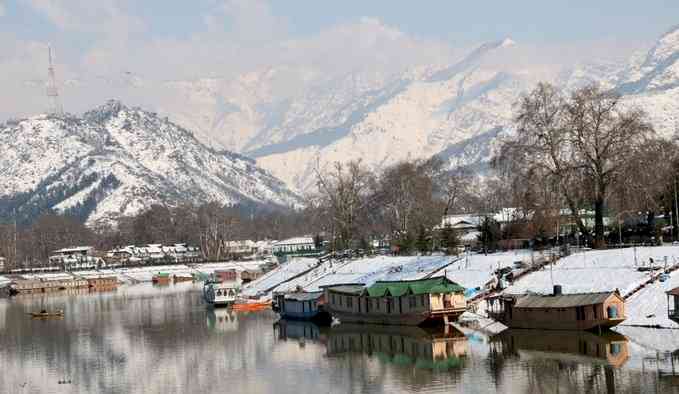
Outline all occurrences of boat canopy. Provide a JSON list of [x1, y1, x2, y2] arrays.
[[366, 277, 464, 297]]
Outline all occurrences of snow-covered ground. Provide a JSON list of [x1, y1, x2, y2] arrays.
[[616, 269, 679, 329], [504, 246, 679, 296], [241, 258, 318, 297], [436, 250, 536, 291]]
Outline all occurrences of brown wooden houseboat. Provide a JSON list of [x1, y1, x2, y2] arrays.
[[487, 286, 625, 331], [324, 277, 466, 326]]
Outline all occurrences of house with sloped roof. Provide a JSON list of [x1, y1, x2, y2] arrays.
[[487, 287, 625, 330]]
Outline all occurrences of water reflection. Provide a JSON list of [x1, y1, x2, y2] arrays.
[[326, 324, 468, 371], [490, 329, 630, 367], [1, 284, 678, 393], [206, 308, 239, 332]]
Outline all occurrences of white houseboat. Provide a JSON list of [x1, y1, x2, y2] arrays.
[[203, 282, 239, 307]]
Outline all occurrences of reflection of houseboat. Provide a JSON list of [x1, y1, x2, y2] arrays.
[[274, 319, 327, 342], [324, 277, 466, 326], [203, 282, 239, 307], [327, 324, 468, 370], [490, 329, 629, 367], [152, 273, 171, 285], [273, 291, 331, 324], [206, 308, 238, 332], [487, 287, 625, 331]]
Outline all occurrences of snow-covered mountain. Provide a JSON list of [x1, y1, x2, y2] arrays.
[[152, 26, 679, 194], [0, 101, 301, 225]]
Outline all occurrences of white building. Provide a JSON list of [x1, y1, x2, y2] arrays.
[[272, 237, 315, 254], [49, 246, 102, 270]]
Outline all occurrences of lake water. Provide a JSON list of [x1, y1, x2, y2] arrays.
[[1, 283, 678, 393]]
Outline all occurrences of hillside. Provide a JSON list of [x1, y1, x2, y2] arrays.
[[0, 101, 301, 225]]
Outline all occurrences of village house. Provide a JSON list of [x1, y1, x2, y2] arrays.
[[272, 237, 317, 256], [49, 246, 103, 271]]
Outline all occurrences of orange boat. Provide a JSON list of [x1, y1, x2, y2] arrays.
[[232, 299, 271, 312]]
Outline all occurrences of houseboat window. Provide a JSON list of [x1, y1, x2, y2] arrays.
[[420, 295, 425, 307], [409, 296, 416, 308], [331, 294, 336, 304], [607, 305, 618, 318], [593, 305, 598, 319], [339, 295, 342, 306], [374, 299, 379, 311], [610, 343, 621, 355], [346, 296, 353, 308]]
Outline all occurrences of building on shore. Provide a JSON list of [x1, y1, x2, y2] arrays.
[[324, 277, 466, 326], [487, 287, 626, 331], [273, 237, 317, 255], [49, 247, 103, 271]]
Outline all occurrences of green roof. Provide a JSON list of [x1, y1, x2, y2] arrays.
[[366, 277, 464, 297]]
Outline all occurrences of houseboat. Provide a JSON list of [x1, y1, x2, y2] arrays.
[[86, 276, 118, 289], [487, 286, 626, 331], [152, 272, 171, 285], [273, 291, 331, 324], [326, 324, 468, 371], [323, 277, 466, 326], [203, 281, 239, 307]]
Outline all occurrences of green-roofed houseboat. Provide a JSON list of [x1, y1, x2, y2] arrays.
[[323, 277, 466, 326]]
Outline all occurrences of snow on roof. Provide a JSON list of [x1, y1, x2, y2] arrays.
[[460, 231, 481, 242], [274, 237, 314, 246], [53, 246, 93, 253]]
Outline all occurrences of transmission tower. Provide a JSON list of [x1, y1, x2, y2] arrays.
[[46, 45, 63, 115]]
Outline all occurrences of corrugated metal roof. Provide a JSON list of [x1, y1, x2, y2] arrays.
[[513, 292, 617, 309], [284, 291, 324, 301], [326, 285, 365, 295]]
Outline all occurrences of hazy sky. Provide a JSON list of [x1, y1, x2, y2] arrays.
[[0, 0, 677, 120]]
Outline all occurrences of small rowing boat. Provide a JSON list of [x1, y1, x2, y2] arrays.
[[28, 309, 64, 319]]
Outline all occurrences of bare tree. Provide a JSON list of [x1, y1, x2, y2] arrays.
[[314, 160, 376, 250], [495, 83, 655, 248]]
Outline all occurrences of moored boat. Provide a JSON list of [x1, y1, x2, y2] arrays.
[[486, 287, 626, 331], [203, 281, 239, 307], [273, 291, 331, 324], [152, 273, 171, 285], [28, 309, 64, 319], [324, 277, 467, 327]]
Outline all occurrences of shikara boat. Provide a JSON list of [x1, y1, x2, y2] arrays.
[[28, 309, 64, 319]]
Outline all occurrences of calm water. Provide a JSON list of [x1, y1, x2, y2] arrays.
[[1, 283, 678, 394]]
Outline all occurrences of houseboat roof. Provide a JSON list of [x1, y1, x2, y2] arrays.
[[512, 292, 619, 309], [284, 291, 324, 302], [325, 284, 365, 295], [366, 277, 464, 297]]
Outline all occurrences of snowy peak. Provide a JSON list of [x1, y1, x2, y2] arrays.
[[618, 25, 679, 94], [0, 104, 301, 225]]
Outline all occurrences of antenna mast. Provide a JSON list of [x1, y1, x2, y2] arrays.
[[46, 45, 63, 115]]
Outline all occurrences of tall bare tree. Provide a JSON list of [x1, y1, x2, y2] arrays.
[[314, 160, 376, 250], [495, 83, 655, 247]]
